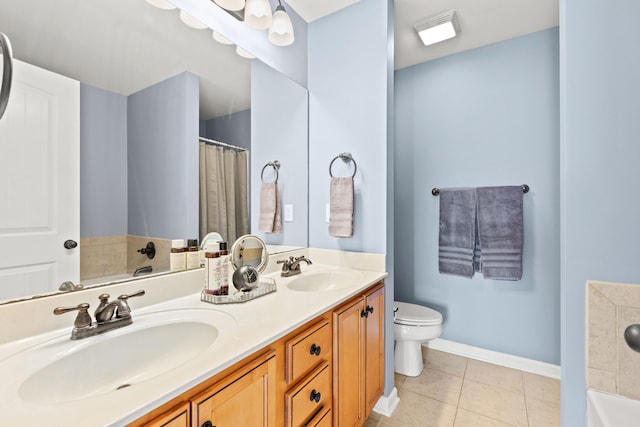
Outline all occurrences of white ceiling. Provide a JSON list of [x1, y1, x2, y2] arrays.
[[287, 0, 558, 70]]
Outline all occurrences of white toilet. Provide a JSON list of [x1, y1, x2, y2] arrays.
[[393, 301, 443, 377]]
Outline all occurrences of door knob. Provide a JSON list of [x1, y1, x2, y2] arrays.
[[64, 239, 78, 249]]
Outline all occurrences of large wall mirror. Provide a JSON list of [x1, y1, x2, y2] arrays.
[[0, 0, 308, 304]]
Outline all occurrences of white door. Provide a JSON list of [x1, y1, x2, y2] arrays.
[[0, 57, 79, 301]]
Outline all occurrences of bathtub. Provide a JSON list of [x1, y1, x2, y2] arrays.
[[587, 389, 640, 427]]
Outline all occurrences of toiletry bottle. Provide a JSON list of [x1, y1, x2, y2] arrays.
[[186, 238, 200, 270], [170, 239, 186, 272], [219, 242, 230, 295], [205, 251, 221, 294]]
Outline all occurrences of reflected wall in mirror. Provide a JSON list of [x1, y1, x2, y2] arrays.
[[0, 0, 308, 304]]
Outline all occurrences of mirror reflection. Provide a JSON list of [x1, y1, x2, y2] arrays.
[[0, 0, 308, 304]]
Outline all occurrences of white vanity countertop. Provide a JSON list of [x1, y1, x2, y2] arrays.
[[0, 249, 387, 426]]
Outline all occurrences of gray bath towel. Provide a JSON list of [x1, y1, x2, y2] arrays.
[[438, 188, 477, 278], [476, 186, 523, 280]]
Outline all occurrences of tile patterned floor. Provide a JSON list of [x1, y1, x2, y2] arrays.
[[364, 348, 560, 427]]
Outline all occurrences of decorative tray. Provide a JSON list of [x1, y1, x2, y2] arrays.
[[201, 276, 277, 304]]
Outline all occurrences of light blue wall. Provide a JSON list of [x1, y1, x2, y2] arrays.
[[127, 72, 200, 240], [308, 0, 389, 254], [203, 110, 251, 150], [80, 83, 128, 238], [308, 0, 394, 397], [251, 60, 308, 248], [394, 29, 561, 364], [560, 0, 640, 424]]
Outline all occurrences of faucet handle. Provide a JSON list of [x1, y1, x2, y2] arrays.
[[53, 303, 92, 329], [118, 290, 145, 301]]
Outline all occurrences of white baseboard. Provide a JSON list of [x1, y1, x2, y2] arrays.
[[425, 338, 561, 380], [372, 387, 400, 417]]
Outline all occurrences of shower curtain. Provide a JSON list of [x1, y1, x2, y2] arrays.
[[199, 142, 249, 245]]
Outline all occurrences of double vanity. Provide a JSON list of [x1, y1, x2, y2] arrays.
[[0, 248, 387, 426]]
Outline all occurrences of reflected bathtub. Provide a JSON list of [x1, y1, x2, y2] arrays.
[[588, 389, 640, 427]]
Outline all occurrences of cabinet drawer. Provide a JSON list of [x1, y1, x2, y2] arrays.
[[286, 320, 331, 384], [306, 407, 331, 427], [286, 362, 331, 427]]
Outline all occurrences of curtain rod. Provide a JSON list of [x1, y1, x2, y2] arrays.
[[199, 136, 247, 152]]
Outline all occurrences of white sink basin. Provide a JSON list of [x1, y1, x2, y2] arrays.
[[2, 309, 235, 404], [287, 270, 362, 292]]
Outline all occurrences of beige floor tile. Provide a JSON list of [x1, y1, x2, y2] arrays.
[[458, 379, 527, 427], [454, 408, 517, 427], [379, 389, 457, 427], [395, 373, 406, 389], [363, 415, 380, 427], [523, 372, 560, 404], [401, 367, 464, 405], [465, 359, 524, 394], [423, 348, 468, 377], [526, 395, 560, 427]]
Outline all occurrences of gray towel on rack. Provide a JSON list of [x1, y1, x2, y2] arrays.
[[258, 182, 282, 233], [438, 188, 477, 278], [476, 186, 523, 280], [329, 177, 354, 238]]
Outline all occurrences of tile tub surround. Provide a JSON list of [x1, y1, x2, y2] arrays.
[[586, 281, 640, 399]]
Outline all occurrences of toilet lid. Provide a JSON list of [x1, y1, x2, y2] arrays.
[[394, 301, 442, 326]]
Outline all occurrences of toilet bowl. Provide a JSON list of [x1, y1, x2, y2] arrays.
[[393, 301, 443, 377]]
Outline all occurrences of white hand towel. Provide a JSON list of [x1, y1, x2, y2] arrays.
[[258, 182, 282, 233], [329, 177, 354, 238]]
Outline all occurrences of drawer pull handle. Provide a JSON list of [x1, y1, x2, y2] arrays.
[[309, 389, 321, 403], [309, 343, 321, 356]]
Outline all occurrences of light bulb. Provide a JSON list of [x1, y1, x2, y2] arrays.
[[212, 31, 233, 45], [213, 0, 246, 12], [236, 46, 255, 59], [268, 6, 294, 46], [145, 0, 176, 10], [244, 0, 272, 30], [179, 10, 208, 29]]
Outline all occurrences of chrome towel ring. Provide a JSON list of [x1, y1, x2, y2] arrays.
[[0, 32, 14, 120], [329, 152, 357, 178], [261, 160, 280, 183]]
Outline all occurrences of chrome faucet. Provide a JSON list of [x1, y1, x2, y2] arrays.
[[54, 290, 145, 340], [277, 256, 312, 277]]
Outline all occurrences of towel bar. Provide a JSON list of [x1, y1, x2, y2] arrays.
[[431, 184, 529, 196], [261, 160, 280, 183], [329, 152, 357, 178]]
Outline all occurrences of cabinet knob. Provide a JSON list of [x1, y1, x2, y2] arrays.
[[309, 343, 321, 356], [361, 309, 368, 318], [201, 422, 214, 427], [367, 305, 374, 314], [309, 389, 321, 403]]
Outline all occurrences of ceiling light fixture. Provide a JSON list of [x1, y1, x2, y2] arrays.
[[212, 31, 234, 45], [179, 10, 208, 29], [268, 0, 294, 46], [213, 0, 246, 12], [236, 46, 255, 59], [145, 0, 176, 10], [413, 10, 460, 47], [244, 0, 272, 30]]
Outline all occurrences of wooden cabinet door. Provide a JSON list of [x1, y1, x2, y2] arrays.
[[333, 298, 364, 427], [142, 403, 189, 427], [192, 351, 277, 427], [364, 285, 384, 416]]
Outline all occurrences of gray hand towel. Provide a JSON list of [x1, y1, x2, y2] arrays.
[[438, 188, 477, 278], [329, 177, 354, 238], [258, 182, 282, 233], [476, 186, 523, 280]]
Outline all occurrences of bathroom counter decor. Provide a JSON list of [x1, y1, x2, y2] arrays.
[[201, 276, 276, 304]]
